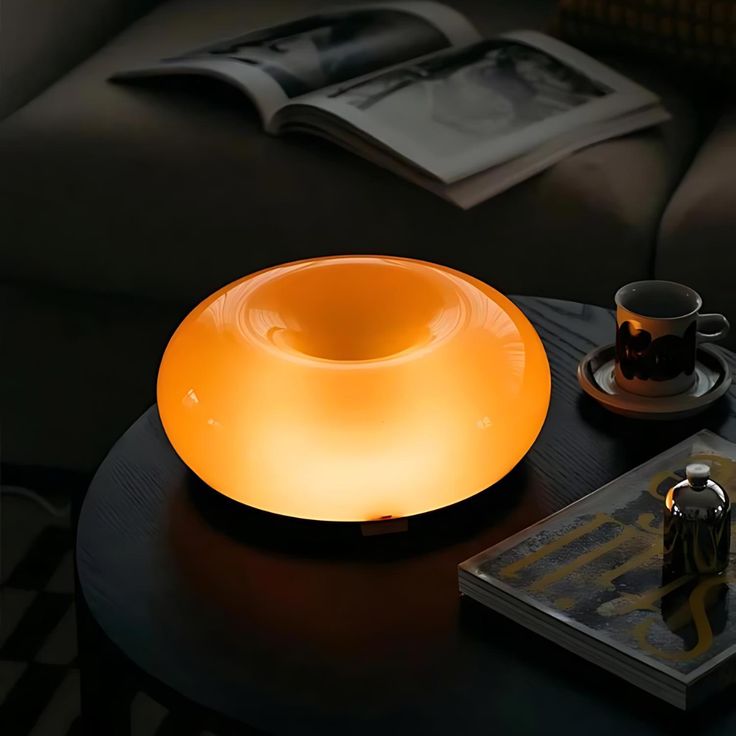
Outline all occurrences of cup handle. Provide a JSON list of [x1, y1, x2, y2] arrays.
[[697, 313, 730, 343]]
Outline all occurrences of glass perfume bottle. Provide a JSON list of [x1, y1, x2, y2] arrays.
[[663, 463, 731, 576]]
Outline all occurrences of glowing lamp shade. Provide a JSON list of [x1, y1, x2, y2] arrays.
[[157, 256, 550, 522]]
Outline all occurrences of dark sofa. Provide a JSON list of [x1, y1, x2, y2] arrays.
[[2, 0, 734, 473]]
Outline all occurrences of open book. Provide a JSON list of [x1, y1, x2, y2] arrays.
[[113, 1, 669, 209]]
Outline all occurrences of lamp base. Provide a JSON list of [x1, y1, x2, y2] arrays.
[[360, 518, 409, 537], [184, 464, 520, 557]]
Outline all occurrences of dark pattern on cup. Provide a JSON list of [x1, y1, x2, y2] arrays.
[[613, 280, 729, 397], [616, 321, 696, 382]]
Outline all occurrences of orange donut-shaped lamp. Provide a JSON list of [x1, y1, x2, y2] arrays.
[[157, 256, 550, 522]]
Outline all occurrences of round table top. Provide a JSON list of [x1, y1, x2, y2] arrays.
[[77, 297, 736, 736]]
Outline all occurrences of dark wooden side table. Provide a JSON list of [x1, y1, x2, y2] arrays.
[[75, 297, 736, 736]]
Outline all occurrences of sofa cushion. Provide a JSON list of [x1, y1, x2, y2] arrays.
[[0, 0, 701, 312], [656, 105, 736, 348], [1, 283, 185, 471]]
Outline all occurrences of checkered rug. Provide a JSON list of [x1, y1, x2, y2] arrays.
[[0, 484, 220, 736]]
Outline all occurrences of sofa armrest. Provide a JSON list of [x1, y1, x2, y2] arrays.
[[656, 105, 736, 349], [0, 0, 161, 120]]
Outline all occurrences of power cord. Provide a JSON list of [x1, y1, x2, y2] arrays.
[[1, 485, 70, 519]]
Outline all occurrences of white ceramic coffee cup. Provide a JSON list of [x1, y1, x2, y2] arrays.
[[614, 281, 729, 397]]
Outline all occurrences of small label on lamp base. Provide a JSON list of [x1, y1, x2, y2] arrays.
[[360, 517, 409, 536]]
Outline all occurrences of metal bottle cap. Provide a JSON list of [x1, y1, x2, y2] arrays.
[[685, 463, 710, 485]]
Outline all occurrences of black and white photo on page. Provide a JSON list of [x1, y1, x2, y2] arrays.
[[329, 39, 611, 138], [173, 5, 466, 97]]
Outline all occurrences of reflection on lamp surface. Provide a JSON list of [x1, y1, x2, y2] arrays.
[[157, 256, 551, 522]]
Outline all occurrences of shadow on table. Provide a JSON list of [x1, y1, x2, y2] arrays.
[[458, 597, 736, 736], [576, 391, 735, 467]]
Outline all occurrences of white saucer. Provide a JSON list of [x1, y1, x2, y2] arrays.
[[577, 344, 732, 420]]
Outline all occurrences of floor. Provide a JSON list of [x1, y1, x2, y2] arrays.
[[0, 484, 218, 736]]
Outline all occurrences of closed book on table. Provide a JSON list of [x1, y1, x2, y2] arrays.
[[458, 430, 736, 710]]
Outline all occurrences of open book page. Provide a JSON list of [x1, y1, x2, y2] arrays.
[[111, 2, 480, 123], [285, 105, 669, 208], [438, 106, 670, 207], [288, 31, 665, 183]]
